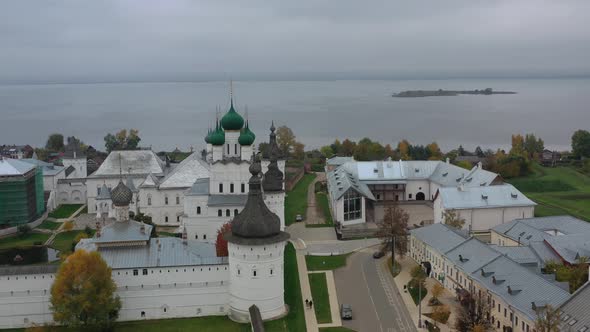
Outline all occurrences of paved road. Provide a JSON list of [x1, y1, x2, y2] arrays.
[[306, 172, 326, 225], [334, 251, 417, 332]]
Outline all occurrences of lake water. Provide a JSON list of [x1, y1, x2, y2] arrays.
[[1, 78, 589, 152]]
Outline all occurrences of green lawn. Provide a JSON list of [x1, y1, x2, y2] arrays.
[[37, 219, 62, 231], [51, 230, 87, 253], [308, 273, 332, 324], [306, 254, 350, 271], [264, 243, 306, 332], [0, 233, 50, 249], [285, 173, 317, 226], [48, 204, 84, 219], [116, 316, 250, 332], [408, 284, 428, 306], [507, 164, 590, 221]]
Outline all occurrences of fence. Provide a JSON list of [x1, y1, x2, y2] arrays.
[[284, 167, 304, 191]]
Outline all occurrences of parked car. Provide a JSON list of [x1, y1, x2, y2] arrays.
[[340, 304, 352, 320], [373, 250, 385, 259], [296, 214, 303, 222]]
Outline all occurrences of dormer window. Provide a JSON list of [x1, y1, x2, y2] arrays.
[[481, 194, 488, 200], [511, 193, 518, 198], [442, 172, 448, 177]]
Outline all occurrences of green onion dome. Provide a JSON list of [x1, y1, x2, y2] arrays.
[[204, 128, 212, 144], [238, 121, 255, 145], [209, 122, 225, 146], [221, 101, 244, 131]]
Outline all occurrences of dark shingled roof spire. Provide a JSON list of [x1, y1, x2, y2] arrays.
[[225, 153, 289, 245], [263, 122, 284, 192]]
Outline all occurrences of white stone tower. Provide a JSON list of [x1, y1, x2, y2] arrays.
[[225, 154, 290, 322], [62, 136, 87, 178], [263, 122, 285, 230]]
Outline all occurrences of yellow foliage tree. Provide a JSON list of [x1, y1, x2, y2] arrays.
[[426, 142, 443, 160], [50, 250, 121, 330], [431, 283, 444, 301], [398, 139, 411, 160], [62, 221, 74, 231]]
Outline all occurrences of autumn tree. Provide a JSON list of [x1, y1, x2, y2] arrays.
[[572, 129, 590, 159], [430, 304, 451, 327], [292, 142, 305, 160], [426, 142, 443, 160], [104, 129, 141, 152], [455, 292, 492, 332], [376, 204, 409, 262], [475, 146, 484, 157], [50, 250, 121, 330], [398, 140, 411, 160], [510, 134, 526, 156], [443, 210, 465, 230], [340, 139, 356, 156], [330, 139, 342, 155], [45, 133, 64, 152], [534, 305, 561, 332], [320, 145, 334, 158], [276, 125, 296, 156], [431, 283, 444, 303], [215, 222, 232, 257], [524, 133, 544, 159]]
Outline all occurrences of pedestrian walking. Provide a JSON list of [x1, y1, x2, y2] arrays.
[[305, 299, 309, 308], [309, 300, 313, 309]]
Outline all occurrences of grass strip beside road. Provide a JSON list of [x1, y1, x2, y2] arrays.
[[285, 173, 316, 226], [48, 204, 84, 219], [37, 219, 61, 230], [306, 253, 350, 271], [0, 233, 51, 249], [308, 272, 332, 324]]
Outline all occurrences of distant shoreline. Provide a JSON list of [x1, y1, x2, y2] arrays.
[[393, 88, 516, 97]]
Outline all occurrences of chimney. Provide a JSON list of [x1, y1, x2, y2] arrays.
[[140, 222, 145, 234], [182, 227, 188, 245], [477, 161, 482, 169], [446, 157, 450, 164]]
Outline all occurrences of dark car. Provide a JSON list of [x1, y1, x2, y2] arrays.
[[340, 304, 352, 320], [373, 250, 385, 259], [296, 214, 303, 222]]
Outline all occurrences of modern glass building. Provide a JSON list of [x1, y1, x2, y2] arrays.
[[0, 158, 45, 227]]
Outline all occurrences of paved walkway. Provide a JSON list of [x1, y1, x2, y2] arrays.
[[306, 172, 326, 225], [392, 255, 459, 331], [295, 250, 319, 332]]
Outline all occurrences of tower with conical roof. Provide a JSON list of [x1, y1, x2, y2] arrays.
[[224, 153, 290, 322], [263, 122, 286, 230]]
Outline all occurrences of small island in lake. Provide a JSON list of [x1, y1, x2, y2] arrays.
[[392, 88, 516, 97]]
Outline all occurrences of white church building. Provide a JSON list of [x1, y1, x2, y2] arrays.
[[86, 99, 285, 244], [0, 154, 289, 329]]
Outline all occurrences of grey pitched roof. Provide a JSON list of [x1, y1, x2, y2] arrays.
[[21, 158, 65, 176], [208, 194, 248, 206], [97, 183, 111, 200], [438, 184, 535, 209], [488, 245, 542, 266], [327, 163, 375, 201], [326, 156, 354, 166], [158, 152, 210, 189], [559, 282, 590, 331], [187, 178, 210, 196], [0, 264, 59, 276], [126, 176, 138, 192], [64, 165, 76, 177], [0, 157, 35, 175], [492, 216, 590, 264], [410, 223, 469, 254], [139, 173, 159, 188], [528, 241, 561, 263], [472, 255, 571, 321], [445, 238, 502, 274], [95, 238, 227, 269], [90, 150, 166, 178], [94, 220, 152, 244]]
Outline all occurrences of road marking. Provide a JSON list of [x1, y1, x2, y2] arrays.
[[361, 259, 385, 332]]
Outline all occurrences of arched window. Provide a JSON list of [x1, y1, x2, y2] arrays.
[[176, 215, 180, 222], [226, 209, 230, 217], [203, 234, 207, 240], [230, 183, 234, 193], [219, 183, 223, 193], [176, 196, 180, 204], [241, 183, 245, 193], [234, 209, 239, 216], [195, 234, 198, 239], [235, 144, 238, 154], [147, 194, 152, 206], [218, 209, 222, 217], [197, 206, 201, 215], [165, 196, 169, 205], [227, 144, 230, 154], [165, 215, 169, 223]]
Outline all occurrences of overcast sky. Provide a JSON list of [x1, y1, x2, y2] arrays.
[[1, 0, 590, 83]]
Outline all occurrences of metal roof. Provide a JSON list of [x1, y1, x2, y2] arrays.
[[0, 264, 59, 276], [473, 256, 571, 321], [96, 238, 227, 269], [410, 223, 469, 254], [445, 238, 502, 274], [327, 163, 375, 201], [94, 220, 152, 244], [0, 158, 35, 176], [158, 153, 210, 189], [438, 184, 535, 210], [187, 178, 210, 196], [488, 245, 542, 266], [139, 173, 159, 188], [21, 158, 65, 176], [208, 194, 248, 206], [90, 150, 166, 178], [326, 156, 354, 166], [559, 282, 590, 332]]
